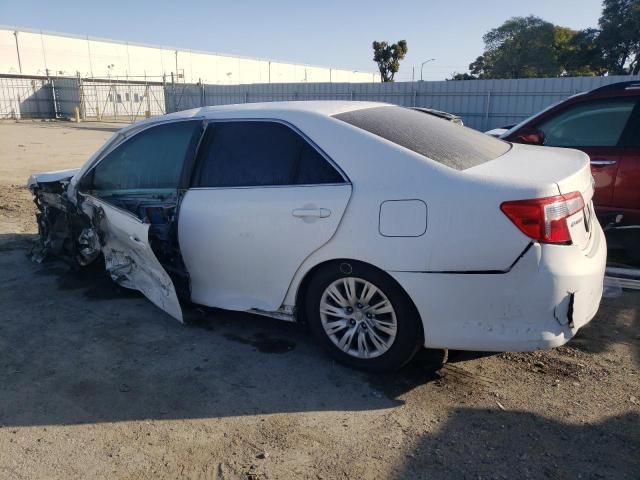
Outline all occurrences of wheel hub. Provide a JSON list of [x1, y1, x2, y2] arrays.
[[319, 276, 398, 359]]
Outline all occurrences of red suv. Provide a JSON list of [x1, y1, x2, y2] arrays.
[[503, 81, 640, 226]]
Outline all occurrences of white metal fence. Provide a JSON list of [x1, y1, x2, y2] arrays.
[[165, 75, 640, 130], [2, 74, 639, 130]]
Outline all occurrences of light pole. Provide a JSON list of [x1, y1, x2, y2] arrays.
[[420, 58, 435, 81], [13, 31, 22, 74]]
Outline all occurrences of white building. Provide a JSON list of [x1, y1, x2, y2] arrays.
[[0, 26, 380, 84]]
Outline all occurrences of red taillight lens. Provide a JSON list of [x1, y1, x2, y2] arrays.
[[500, 192, 585, 244]]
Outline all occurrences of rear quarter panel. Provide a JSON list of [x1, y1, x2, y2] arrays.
[[278, 114, 545, 306]]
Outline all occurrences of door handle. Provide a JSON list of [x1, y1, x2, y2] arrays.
[[590, 159, 617, 167], [129, 235, 146, 247], [292, 208, 331, 218]]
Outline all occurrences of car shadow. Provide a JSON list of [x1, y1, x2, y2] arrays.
[[0, 234, 442, 427], [393, 407, 640, 479]]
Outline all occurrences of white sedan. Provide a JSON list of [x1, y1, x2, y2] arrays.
[[28, 102, 606, 371]]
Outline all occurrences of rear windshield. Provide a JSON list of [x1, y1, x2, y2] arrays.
[[334, 106, 511, 170]]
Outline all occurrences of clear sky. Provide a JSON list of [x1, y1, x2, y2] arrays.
[[0, 0, 605, 81]]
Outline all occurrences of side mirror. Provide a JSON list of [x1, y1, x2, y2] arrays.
[[510, 127, 545, 146]]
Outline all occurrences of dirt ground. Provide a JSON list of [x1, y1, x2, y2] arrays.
[[0, 120, 638, 480]]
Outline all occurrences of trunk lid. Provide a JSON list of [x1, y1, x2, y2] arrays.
[[468, 143, 595, 250]]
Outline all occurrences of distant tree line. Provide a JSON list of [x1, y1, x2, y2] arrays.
[[450, 0, 640, 80]]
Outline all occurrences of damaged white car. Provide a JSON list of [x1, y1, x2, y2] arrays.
[[28, 102, 606, 371]]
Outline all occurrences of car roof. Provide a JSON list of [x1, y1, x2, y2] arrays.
[[165, 101, 389, 120], [588, 81, 640, 95]]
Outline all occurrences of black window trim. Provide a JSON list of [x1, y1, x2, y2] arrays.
[[187, 118, 351, 190]]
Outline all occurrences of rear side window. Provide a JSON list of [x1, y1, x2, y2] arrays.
[[192, 121, 344, 187], [536, 98, 638, 147], [92, 120, 202, 191], [333, 106, 510, 170]]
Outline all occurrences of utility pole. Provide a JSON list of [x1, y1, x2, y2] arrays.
[[86, 36, 94, 78], [13, 31, 22, 74], [420, 58, 435, 81]]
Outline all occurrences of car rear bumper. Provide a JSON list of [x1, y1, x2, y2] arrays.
[[389, 223, 607, 351]]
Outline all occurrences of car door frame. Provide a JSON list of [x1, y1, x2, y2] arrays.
[[176, 117, 353, 316], [74, 117, 207, 321], [609, 99, 640, 223], [177, 117, 351, 190]]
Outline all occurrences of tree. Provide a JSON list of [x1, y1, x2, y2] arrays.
[[560, 28, 608, 76], [468, 55, 488, 78], [469, 16, 563, 79], [448, 1, 639, 80], [372, 40, 408, 82], [598, 0, 640, 74], [448, 72, 477, 80]]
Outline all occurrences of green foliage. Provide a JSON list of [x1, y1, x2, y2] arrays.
[[598, 0, 640, 74], [450, 1, 640, 80], [560, 28, 608, 76], [372, 40, 408, 82], [448, 72, 477, 80], [469, 16, 564, 78]]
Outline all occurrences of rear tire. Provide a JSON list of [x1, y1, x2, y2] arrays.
[[305, 261, 423, 372]]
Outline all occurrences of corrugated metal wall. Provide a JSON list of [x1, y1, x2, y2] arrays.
[[166, 75, 640, 130], [4, 74, 639, 128]]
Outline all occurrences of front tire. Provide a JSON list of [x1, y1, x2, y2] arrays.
[[305, 261, 423, 372]]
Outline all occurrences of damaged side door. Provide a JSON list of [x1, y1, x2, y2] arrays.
[[75, 119, 205, 322], [81, 195, 184, 321]]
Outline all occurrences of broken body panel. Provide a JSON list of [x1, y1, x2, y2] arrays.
[[80, 196, 183, 321], [28, 156, 186, 323]]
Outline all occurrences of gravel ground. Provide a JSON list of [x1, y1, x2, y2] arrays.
[[0, 120, 638, 479]]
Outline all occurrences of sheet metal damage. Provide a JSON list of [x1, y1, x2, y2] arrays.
[[29, 170, 99, 265], [29, 172, 186, 322]]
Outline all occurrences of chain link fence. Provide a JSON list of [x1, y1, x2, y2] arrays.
[[78, 79, 165, 122], [0, 75, 56, 119], [0, 74, 166, 122]]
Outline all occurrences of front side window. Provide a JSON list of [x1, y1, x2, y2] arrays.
[[192, 121, 344, 187], [536, 98, 637, 147], [90, 120, 202, 192]]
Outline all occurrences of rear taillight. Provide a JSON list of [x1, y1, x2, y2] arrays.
[[500, 192, 585, 244]]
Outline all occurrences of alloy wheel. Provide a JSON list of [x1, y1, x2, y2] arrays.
[[319, 277, 398, 359]]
